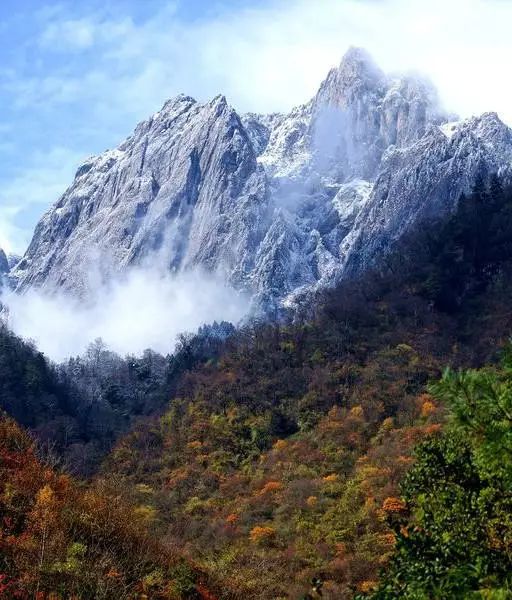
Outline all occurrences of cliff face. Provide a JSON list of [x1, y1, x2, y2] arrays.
[[341, 112, 512, 276], [14, 95, 269, 298], [0, 250, 9, 275], [13, 48, 512, 312]]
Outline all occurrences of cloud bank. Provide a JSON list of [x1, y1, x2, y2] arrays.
[[1, 268, 247, 361], [18, 0, 512, 120]]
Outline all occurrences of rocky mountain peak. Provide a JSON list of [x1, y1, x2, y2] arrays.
[[466, 112, 512, 144], [305, 48, 450, 181], [317, 46, 385, 107], [14, 92, 267, 293], [340, 45, 379, 70], [12, 48, 512, 315]]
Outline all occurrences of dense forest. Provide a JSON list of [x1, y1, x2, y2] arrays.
[[0, 413, 221, 598], [1, 177, 512, 598], [362, 355, 512, 599], [0, 321, 234, 474]]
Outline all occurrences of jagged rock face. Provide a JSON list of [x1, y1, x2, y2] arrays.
[[342, 112, 512, 274], [16, 95, 269, 295], [13, 48, 512, 312], [6, 254, 21, 270], [0, 250, 9, 275], [314, 49, 444, 153], [259, 48, 447, 183]]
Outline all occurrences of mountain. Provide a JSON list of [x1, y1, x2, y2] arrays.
[[96, 179, 512, 598], [13, 47, 512, 311], [3, 174, 512, 598], [7, 253, 21, 270], [0, 249, 8, 275], [14, 94, 269, 299]]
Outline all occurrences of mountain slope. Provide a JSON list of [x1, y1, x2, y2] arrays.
[[15, 95, 268, 297], [342, 112, 512, 275], [100, 179, 512, 599], [0, 414, 221, 599], [3, 178, 512, 598], [13, 48, 512, 311]]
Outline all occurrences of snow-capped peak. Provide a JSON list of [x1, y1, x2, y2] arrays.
[[13, 48, 512, 314]]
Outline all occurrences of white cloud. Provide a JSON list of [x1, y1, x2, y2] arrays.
[[0, 208, 24, 255], [24, 0, 512, 121], [40, 17, 97, 50], [38, 13, 135, 53], [2, 267, 247, 361]]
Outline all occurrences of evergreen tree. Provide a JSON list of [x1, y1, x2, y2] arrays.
[[362, 348, 512, 599]]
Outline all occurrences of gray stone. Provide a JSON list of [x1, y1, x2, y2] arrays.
[[0, 249, 9, 274], [13, 48, 512, 313]]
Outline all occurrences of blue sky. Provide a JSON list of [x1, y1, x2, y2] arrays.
[[1, 0, 512, 254]]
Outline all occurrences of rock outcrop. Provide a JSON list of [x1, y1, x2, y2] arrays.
[[0, 250, 9, 275]]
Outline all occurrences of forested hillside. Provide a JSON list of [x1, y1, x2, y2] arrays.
[[363, 354, 512, 599], [100, 177, 512, 598], [0, 321, 234, 474], [0, 414, 220, 599], [1, 178, 512, 598]]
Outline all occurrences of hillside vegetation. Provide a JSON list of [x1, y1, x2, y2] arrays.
[[1, 178, 512, 598], [100, 177, 512, 598], [363, 353, 512, 599], [0, 414, 220, 599]]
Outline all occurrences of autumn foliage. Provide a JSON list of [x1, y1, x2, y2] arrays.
[[0, 415, 218, 599], [2, 179, 512, 598], [103, 333, 446, 598]]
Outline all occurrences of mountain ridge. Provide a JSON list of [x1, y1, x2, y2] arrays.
[[12, 47, 512, 313]]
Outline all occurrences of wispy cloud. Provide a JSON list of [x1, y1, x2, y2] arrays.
[[2, 267, 247, 360], [39, 17, 97, 50], [21, 0, 512, 118]]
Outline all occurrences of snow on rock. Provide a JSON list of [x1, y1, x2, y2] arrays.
[[14, 94, 269, 297], [439, 121, 461, 139], [0, 250, 9, 274], [332, 180, 373, 227], [341, 112, 512, 275], [13, 48, 512, 313], [256, 102, 313, 179], [7, 254, 21, 270]]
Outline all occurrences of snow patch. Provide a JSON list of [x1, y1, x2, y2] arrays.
[[332, 179, 373, 225], [439, 121, 461, 139]]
